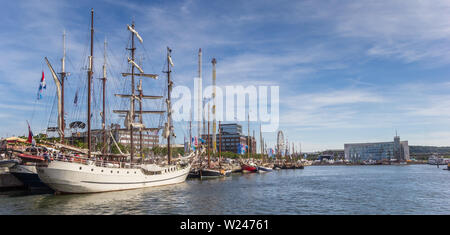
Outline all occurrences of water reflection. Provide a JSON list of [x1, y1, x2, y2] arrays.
[[31, 183, 192, 214], [1, 165, 449, 214]]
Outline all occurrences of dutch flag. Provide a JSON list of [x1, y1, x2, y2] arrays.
[[37, 71, 46, 100]]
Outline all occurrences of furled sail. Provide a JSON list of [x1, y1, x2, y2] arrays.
[[44, 57, 63, 137], [131, 122, 145, 129], [127, 24, 143, 43], [127, 57, 144, 73], [171, 126, 176, 138], [124, 111, 131, 129], [168, 55, 174, 67], [162, 122, 170, 139], [121, 73, 158, 79], [115, 94, 163, 99], [113, 110, 164, 114]]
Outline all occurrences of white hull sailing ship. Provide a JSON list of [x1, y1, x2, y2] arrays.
[[37, 9, 196, 194], [37, 157, 192, 193]]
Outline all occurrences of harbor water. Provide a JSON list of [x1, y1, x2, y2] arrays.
[[0, 164, 449, 214]]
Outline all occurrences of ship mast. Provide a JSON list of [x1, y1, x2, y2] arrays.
[[260, 123, 263, 163], [207, 103, 210, 168], [101, 38, 107, 155], [203, 98, 206, 137], [60, 30, 67, 144], [198, 49, 202, 141], [44, 30, 68, 143], [87, 8, 94, 158], [113, 22, 162, 162], [247, 112, 250, 159], [129, 22, 136, 162], [189, 111, 192, 153], [165, 47, 174, 165], [138, 79, 143, 157], [219, 120, 222, 166], [212, 58, 217, 154], [292, 142, 295, 160], [253, 130, 255, 158]]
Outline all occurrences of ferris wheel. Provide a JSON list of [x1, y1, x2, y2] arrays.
[[277, 130, 285, 155]]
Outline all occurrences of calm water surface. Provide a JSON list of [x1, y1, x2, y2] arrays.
[[0, 165, 449, 214]]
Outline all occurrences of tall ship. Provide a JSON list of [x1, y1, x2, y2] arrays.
[[36, 9, 196, 194]]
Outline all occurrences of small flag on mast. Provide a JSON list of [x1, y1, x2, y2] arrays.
[[74, 89, 78, 105], [191, 137, 198, 151], [37, 71, 46, 100], [26, 121, 33, 144]]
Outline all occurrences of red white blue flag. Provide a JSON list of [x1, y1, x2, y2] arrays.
[[191, 137, 198, 151], [268, 148, 274, 158], [37, 71, 46, 100]]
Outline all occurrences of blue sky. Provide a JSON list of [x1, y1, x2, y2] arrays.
[[2, 0, 450, 151]]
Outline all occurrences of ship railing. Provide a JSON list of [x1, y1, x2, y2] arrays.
[[52, 156, 143, 169]]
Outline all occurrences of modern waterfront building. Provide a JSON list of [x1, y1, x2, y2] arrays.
[[71, 124, 159, 150], [318, 155, 334, 162], [201, 123, 256, 154], [344, 135, 410, 162], [322, 149, 345, 159], [112, 129, 159, 149]]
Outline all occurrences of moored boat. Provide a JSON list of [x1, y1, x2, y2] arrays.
[[37, 157, 192, 193], [258, 165, 273, 172], [188, 167, 201, 179], [0, 159, 19, 168], [229, 163, 242, 173], [241, 163, 258, 173], [10, 153, 53, 191], [200, 168, 231, 179], [10, 164, 52, 191]]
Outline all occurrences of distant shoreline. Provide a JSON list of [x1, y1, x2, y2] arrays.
[[308, 162, 428, 166]]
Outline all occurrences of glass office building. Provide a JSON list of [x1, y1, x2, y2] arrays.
[[344, 136, 409, 162], [201, 123, 256, 154]]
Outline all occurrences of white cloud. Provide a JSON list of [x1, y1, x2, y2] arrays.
[[331, 0, 450, 63], [278, 89, 385, 132], [408, 131, 450, 147]]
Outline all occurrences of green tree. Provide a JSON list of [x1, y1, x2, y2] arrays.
[[111, 142, 128, 154]]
